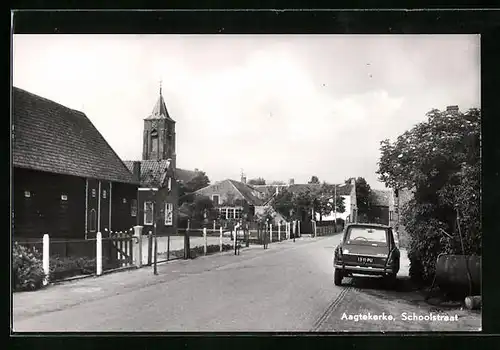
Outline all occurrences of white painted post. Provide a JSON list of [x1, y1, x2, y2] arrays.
[[298, 221, 301, 237], [213, 220, 216, 232], [203, 227, 207, 255], [133, 225, 143, 268], [270, 223, 273, 243], [220, 226, 223, 252], [96, 232, 102, 276], [42, 234, 49, 285], [278, 223, 281, 241]]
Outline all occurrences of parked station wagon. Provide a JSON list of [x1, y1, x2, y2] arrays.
[[333, 223, 400, 288]]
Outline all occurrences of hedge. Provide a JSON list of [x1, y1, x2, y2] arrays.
[[13, 242, 46, 292]]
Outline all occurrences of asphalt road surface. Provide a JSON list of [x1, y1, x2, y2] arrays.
[[13, 234, 480, 332]]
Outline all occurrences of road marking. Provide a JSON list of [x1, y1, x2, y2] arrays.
[[310, 286, 351, 332]]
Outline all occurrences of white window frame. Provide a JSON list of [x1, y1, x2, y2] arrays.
[[91, 188, 96, 198], [165, 202, 173, 226], [144, 201, 154, 225], [102, 190, 107, 199]]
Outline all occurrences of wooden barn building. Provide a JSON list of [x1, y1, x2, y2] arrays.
[[12, 87, 140, 240]]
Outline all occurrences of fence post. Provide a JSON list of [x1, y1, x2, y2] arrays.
[[147, 231, 153, 266], [42, 234, 49, 285], [298, 221, 301, 237], [203, 227, 207, 256], [233, 224, 237, 251], [269, 223, 273, 243], [278, 223, 281, 241], [133, 225, 143, 268], [220, 226, 223, 252], [96, 232, 102, 276], [213, 220, 216, 232]]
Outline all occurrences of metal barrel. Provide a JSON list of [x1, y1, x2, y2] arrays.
[[435, 254, 481, 296]]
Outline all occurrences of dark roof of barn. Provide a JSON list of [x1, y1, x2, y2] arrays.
[[123, 160, 199, 187], [12, 87, 138, 185], [371, 189, 391, 207]]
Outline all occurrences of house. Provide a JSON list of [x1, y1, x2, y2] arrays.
[[12, 87, 139, 240], [256, 178, 358, 224], [123, 86, 197, 235], [368, 189, 394, 225], [194, 175, 265, 222], [390, 187, 414, 244]]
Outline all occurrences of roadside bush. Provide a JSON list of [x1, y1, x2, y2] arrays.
[[50, 256, 109, 281], [12, 243, 46, 292], [170, 244, 233, 259]]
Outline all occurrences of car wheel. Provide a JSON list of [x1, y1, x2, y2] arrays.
[[334, 268, 343, 286], [384, 274, 397, 289]]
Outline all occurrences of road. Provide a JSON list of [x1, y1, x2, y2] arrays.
[[12, 234, 480, 332]]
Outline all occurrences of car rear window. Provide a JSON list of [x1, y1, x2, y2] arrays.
[[345, 227, 388, 246]]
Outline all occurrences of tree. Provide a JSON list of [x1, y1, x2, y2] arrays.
[[308, 175, 320, 184], [377, 107, 481, 283], [178, 171, 210, 206], [269, 180, 286, 185], [352, 177, 374, 220], [248, 177, 266, 185], [185, 194, 217, 223], [186, 171, 210, 192]]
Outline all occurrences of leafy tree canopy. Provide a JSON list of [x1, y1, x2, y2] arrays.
[[377, 107, 481, 282], [308, 175, 320, 184], [248, 177, 266, 185]]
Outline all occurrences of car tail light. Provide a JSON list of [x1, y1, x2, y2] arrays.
[[335, 247, 343, 263]]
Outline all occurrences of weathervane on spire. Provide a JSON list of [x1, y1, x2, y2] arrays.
[[159, 79, 163, 96]]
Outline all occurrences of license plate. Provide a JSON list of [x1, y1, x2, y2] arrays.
[[357, 256, 374, 264]]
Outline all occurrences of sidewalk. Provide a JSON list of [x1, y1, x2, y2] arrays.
[[13, 236, 314, 321]]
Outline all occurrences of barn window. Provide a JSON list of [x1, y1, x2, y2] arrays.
[[131, 199, 138, 217], [61, 194, 68, 201], [24, 191, 31, 198], [92, 189, 96, 198], [165, 202, 173, 226], [89, 209, 97, 232], [102, 190, 107, 199], [123, 198, 127, 204], [144, 201, 154, 225]]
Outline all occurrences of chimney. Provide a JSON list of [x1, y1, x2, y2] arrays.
[[289, 178, 295, 185], [132, 161, 141, 183], [194, 168, 199, 172], [241, 175, 247, 184], [351, 178, 356, 186], [446, 105, 459, 113]]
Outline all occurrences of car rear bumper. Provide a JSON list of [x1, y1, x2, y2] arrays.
[[334, 263, 396, 276]]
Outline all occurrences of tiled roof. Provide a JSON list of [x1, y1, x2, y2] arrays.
[[13, 87, 138, 184], [229, 180, 265, 206], [371, 189, 392, 207], [123, 160, 199, 187]]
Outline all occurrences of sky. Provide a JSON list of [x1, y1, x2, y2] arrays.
[[12, 34, 480, 189]]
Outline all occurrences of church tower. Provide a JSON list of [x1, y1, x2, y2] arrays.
[[142, 84, 176, 168]]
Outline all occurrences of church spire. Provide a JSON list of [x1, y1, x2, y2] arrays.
[[159, 79, 162, 96]]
